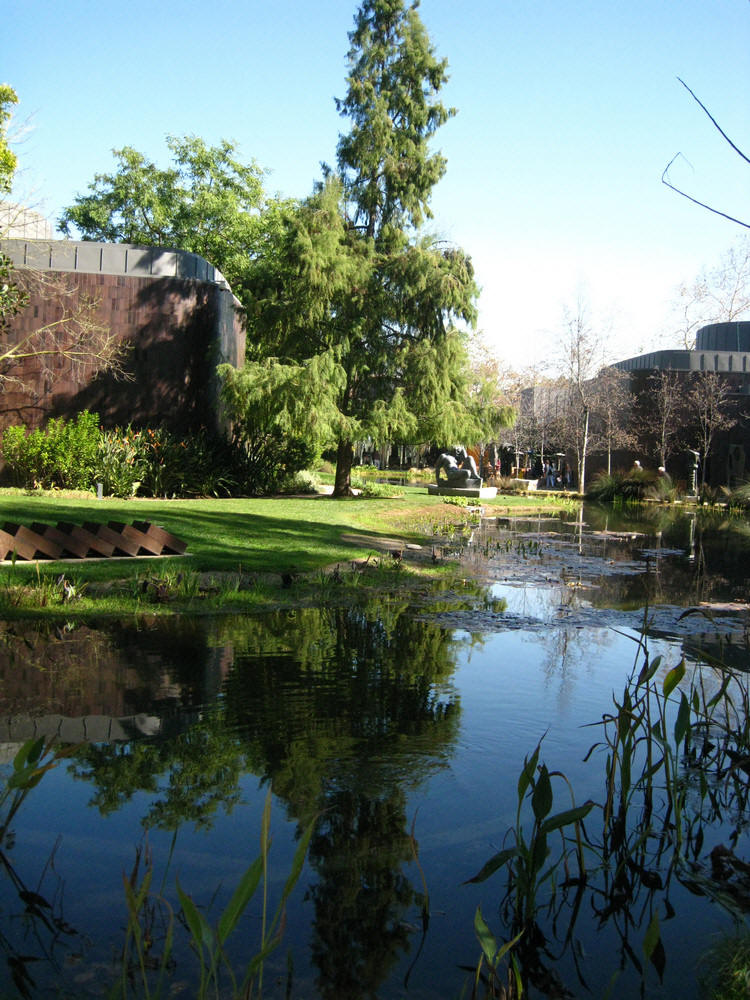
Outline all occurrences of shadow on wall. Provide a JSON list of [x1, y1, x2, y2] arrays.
[[50, 277, 225, 434]]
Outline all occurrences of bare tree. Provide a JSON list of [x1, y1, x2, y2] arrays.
[[686, 370, 738, 487], [0, 87, 129, 397], [635, 369, 686, 471], [555, 298, 608, 494], [674, 236, 750, 348], [590, 366, 635, 474], [0, 263, 129, 394]]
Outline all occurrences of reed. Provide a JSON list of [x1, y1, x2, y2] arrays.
[[469, 613, 750, 996], [111, 788, 315, 999]]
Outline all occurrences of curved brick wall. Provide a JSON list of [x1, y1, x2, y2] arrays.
[[0, 240, 246, 435]]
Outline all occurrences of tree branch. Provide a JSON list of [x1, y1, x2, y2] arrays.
[[677, 77, 750, 166], [662, 154, 750, 230]]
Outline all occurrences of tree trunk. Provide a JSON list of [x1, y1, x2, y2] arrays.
[[333, 439, 354, 497], [579, 407, 590, 495]]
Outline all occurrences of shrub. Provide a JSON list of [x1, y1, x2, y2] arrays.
[[645, 471, 678, 502], [95, 427, 148, 498], [229, 428, 316, 496], [587, 468, 654, 502], [727, 480, 750, 509], [139, 428, 233, 498], [2, 411, 100, 490], [280, 470, 322, 495], [360, 481, 403, 498]]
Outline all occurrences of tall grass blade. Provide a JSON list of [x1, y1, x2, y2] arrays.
[[216, 855, 263, 946]]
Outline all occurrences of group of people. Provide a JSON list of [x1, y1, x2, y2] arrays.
[[541, 460, 572, 490]]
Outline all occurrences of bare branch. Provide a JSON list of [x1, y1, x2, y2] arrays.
[[662, 78, 750, 230], [662, 154, 750, 230], [0, 266, 132, 394], [677, 77, 750, 166]]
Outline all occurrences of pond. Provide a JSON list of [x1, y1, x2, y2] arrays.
[[1, 503, 749, 998]]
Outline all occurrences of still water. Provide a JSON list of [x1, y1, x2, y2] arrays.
[[1, 504, 749, 998]]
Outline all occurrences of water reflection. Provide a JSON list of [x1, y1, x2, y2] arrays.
[[471, 503, 750, 611], [0, 603, 466, 998], [1, 506, 749, 998]]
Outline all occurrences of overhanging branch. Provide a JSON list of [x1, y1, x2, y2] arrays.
[[661, 78, 750, 230]]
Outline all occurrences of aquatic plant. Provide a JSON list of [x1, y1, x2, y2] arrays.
[[469, 615, 750, 997], [113, 788, 314, 1000], [0, 560, 87, 611], [466, 740, 594, 997], [699, 931, 750, 1000], [587, 468, 655, 502], [1, 738, 76, 845]]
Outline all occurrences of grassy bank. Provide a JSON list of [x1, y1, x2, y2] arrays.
[[0, 486, 575, 618]]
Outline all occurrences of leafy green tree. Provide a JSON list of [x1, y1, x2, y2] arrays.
[[226, 0, 498, 496], [0, 82, 18, 195], [59, 135, 276, 308], [0, 86, 128, 391], [0, 85, 27, 331]]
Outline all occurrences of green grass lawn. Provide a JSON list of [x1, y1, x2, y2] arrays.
[[0, 486, 575, 617]]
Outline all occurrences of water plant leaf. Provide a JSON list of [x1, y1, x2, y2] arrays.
[[674, 691, 691, 746], [217, 855, 263, 945], [474, 906, 497, 965], [636, 656, 661, 689], [176, 881, 213, 951], [532, 830, 549, 874], [518, 743, 541, 802], [663, 659, 686, 699], [539, 800, 595, 835], [12, 737, 44, 772], [706, 673, 732, 710], [279, 814, 315, 905], [532, 764, 553, 822], [464, 846, 518, 885], [260, 786, 271, 857], [642, 910, 666, 980]]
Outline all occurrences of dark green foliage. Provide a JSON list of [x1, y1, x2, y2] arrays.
[[586, 467, 655, 501], [0, 415, 310, 498], [139, 427, 236, 498], [229, 426, 315, 497]]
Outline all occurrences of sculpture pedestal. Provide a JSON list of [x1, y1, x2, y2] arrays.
[[427, 484, 498, 499]]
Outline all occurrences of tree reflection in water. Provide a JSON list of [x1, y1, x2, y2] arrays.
[[223, 604, 462, 997], [2, 602, 464, 997]]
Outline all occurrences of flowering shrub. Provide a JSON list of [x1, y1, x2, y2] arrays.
[[95, 427, 148, 498], [140, 428, 239, 498]]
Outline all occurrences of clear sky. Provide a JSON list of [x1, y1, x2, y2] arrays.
[[4, 0, 750, 370]]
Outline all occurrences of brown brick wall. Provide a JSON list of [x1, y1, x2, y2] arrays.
[[0, 269, 246, 434]]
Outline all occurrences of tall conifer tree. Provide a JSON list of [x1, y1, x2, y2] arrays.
[[226, 0, 503, 494]]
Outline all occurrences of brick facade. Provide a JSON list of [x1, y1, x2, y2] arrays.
[[0, 240, 246, 435]]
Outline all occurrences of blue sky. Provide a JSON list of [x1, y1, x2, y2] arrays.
[[5, 0, 749, 369]]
